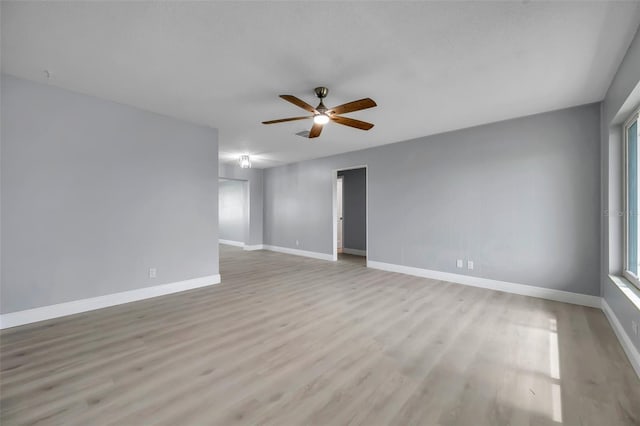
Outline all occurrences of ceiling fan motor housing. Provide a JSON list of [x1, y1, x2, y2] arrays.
[[314, 86, 329, 99]]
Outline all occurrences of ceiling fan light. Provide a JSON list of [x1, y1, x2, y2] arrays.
[[239, 155, 251, 168], [313, 113, 330, 125]]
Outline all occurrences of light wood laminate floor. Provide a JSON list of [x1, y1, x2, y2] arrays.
[[1, 245, 639, 425]]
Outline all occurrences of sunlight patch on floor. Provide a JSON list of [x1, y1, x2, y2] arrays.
[[549, 317, 563, 423]]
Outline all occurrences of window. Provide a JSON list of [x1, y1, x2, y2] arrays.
[[624, 108, 640, 288]]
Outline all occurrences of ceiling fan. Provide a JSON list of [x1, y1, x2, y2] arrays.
[[262, 87, 377, 138]]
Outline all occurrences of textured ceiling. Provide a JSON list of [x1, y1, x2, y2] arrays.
[[2, 1, 639, 168]]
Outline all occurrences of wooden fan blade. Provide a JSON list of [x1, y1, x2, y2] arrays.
[[280, 95, 318, 113], [328, 98, 376, 115], [331, 115, 374, 130], [262, 116, 312, 125], [309, 122, 323, 138]]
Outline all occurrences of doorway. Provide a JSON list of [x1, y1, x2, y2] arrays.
[[218, 178, 249, 247], [333, 166, 367, 264]]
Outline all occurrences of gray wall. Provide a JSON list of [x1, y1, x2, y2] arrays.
[[338, 168, 366, 252], [219, 179, 247, 243], [601, 26, 640, 354], [265, 103, 601, 296], [219, 163, 263, 246], [1, 75, 219, 314]]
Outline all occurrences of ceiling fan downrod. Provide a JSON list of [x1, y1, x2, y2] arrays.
[[314, 87, 329, 113]]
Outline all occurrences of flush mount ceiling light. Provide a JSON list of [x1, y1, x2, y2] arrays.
[[239, 155, 251, 168]]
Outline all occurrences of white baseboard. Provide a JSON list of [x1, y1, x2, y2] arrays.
[[343, 248, 367, 256], [219, 239, 245, 247], [602, 299, 640, 378], [366, 260, 601, 308], [263, 245, 333, 261], [244, 244, 264, 251], [0, 274, 221, 330]]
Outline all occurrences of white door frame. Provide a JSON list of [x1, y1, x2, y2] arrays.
[[332, 165, 368, 261], [337, 176, 344, 254]]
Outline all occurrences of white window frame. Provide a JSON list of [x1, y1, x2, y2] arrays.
[[623, 108, 640, 289]]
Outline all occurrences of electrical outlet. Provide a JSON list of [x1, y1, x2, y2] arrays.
[[467, 261, 474, 270], [149, 268, 157, 279], [296, 240, 299, 247], [456, 259, 463, 268]]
